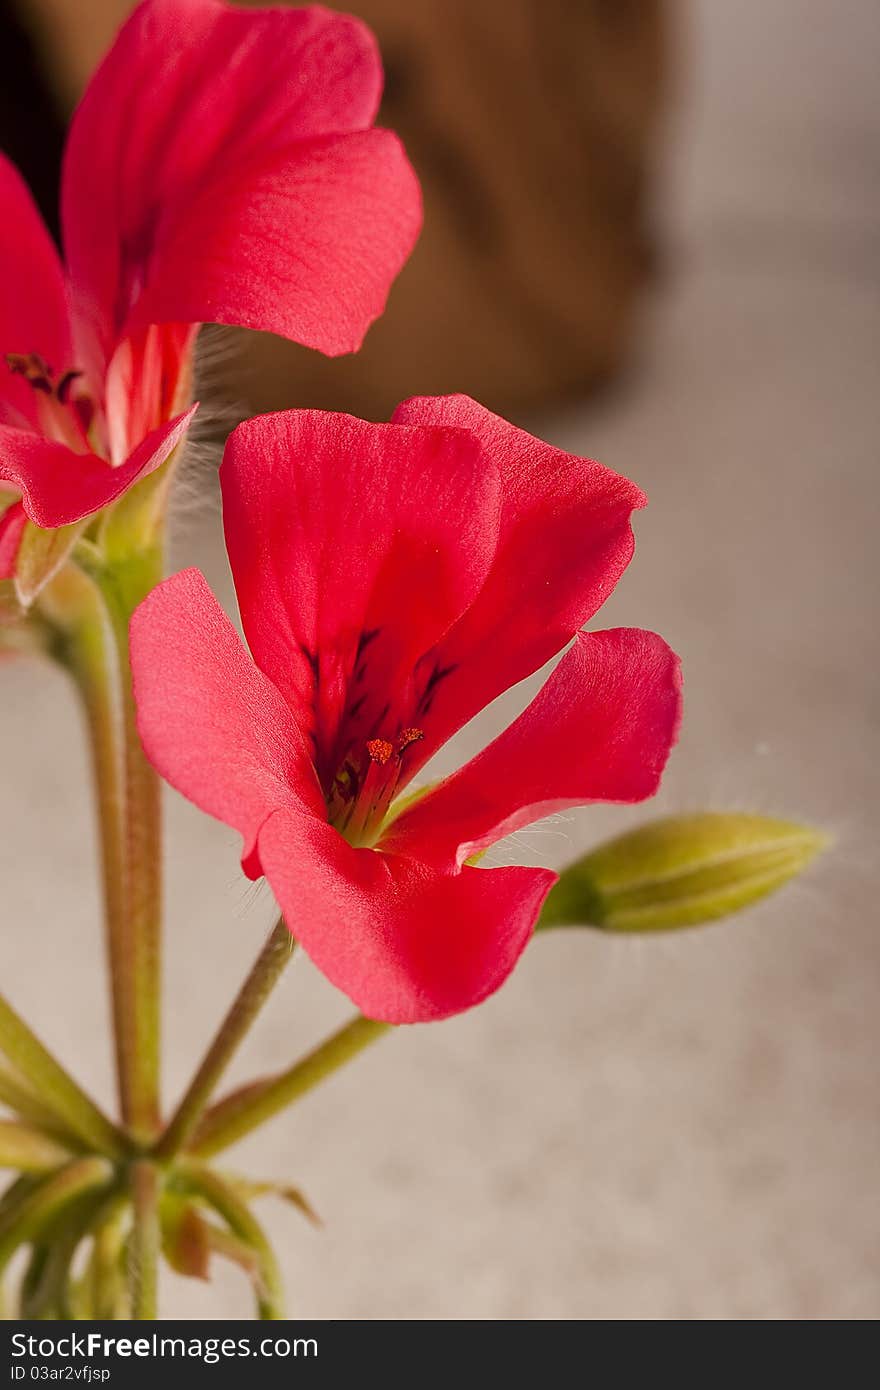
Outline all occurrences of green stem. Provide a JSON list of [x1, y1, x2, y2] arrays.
[[101, 552, 164, 1141], [129, 1160, 160, 1319], [87, 1193, 130, 1319], [66, 548, 164, 1141], [0, 1119, 74, 1173], [0, 994, 126, 1159], [175, 1162, 284, 1319], [0, 1158, 114, 1278], [0, 1175, 39, 1223], [20, 1188, 110, 1319], [155, 919, 294, 1162], [0, 1058, 84, 1145], [191, 1016, 391, 1159], [63, 581, 132, 1131]]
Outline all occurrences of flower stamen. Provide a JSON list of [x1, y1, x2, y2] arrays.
[[332, 726, 425, 845], [396, 728, 424, 754], [6, 351, 54, 393], [366, 738, 393, 765], [5, 352, 93, 450]]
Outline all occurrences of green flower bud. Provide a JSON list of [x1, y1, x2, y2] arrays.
[[539, 812, 829, 933]]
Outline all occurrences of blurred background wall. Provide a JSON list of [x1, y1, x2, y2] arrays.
[[1, 0, 878, 1319]]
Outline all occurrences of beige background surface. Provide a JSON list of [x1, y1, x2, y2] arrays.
[[3, 1, 879, 1318]]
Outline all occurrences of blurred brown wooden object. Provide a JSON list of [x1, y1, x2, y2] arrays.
[[15, 0, 670, 417]]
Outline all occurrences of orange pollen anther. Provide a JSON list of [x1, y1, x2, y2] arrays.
[[396, 727, 425, 754], [366, 738, 393, 765]]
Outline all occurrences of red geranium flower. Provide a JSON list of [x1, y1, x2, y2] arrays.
[[0, 0, 420, 580], [130, 398, 682, 1023]]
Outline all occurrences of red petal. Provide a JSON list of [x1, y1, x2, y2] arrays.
[[221, 409, 500, 782], [384, 630, 683, 869], [257, 807, 555, 1024], [391, 395, 646, 756], [130, 567, 322, 870], [0, 407, 196, 528], [0, 500, 26, 579], [62, 0, 419, 365], [0, 154, 71, 428], [132, 130, 421, 357]]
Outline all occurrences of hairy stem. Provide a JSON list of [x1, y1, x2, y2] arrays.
[[63, 588, 132, 1130], [100, 551, 164, 1141], [64, 548, 164, 1141], [155, 919, 294, 1162], [191, 1016, 391, 1159], [129, 1160, 160, 1319]]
